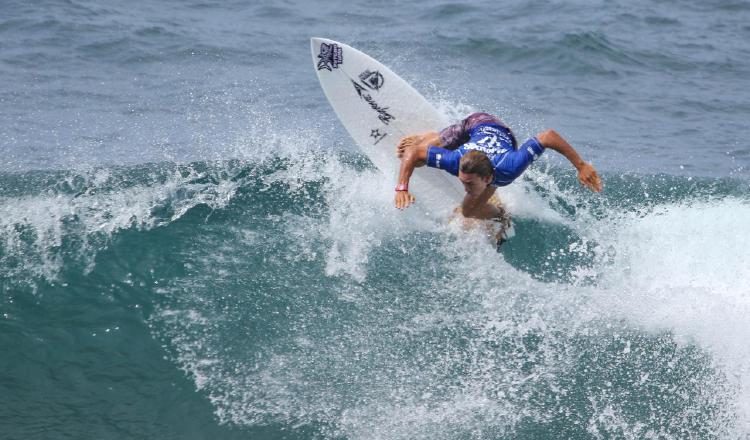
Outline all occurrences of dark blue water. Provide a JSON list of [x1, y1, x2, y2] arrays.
[[2, 1, 750, 439]]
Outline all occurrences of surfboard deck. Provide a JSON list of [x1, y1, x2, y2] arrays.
[[310, 37, 511, 244], [310, 37, 465, 217]]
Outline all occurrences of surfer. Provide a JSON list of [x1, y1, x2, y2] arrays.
[[394, 112, 602, 220]]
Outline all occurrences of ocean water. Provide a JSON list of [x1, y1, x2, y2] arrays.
[[2, 0, 750, 439]]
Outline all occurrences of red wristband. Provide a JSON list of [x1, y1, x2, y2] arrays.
[[395, 183, 408, 192]]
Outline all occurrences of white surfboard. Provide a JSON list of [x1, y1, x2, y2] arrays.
[[310, 37, 465, 217]]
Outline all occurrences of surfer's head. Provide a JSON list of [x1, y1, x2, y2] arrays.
[[459, 151, 493, 196]]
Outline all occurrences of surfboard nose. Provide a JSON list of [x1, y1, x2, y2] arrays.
[[310, 37, 326, 50], [311, 38, 325, 68], [311, 37, 339, 49], [310, 37, 327, 60], [311, 37, 343, 71]]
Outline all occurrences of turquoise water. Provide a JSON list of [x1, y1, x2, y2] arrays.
[[2, 0, 750, 439], [3, 156, 749, 438]]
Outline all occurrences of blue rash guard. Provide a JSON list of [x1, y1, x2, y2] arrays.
[[425, 113, 545, 186]]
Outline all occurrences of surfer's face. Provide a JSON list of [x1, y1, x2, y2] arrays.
[[458, 171, 491, 197]]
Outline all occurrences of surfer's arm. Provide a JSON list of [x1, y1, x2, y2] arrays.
[[394, 143, 429, 210], [536, 129, 602, 192]]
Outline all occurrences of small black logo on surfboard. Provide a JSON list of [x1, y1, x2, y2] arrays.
[[370, 128, 387, 145], [359, 70, 384, 90], [317, 43, 343, 71]]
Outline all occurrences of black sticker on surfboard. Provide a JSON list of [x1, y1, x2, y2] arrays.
[[370, 128, 387, 145], [317, 43, 343, 71], [359, 69, 384, 90]]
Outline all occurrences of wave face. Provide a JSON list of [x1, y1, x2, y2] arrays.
[[3, 0, 750, 438], [2, 146, 749, 439]]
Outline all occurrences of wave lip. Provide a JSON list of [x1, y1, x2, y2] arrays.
[[0, 162, 241, 291]]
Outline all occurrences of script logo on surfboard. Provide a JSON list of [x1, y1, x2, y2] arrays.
[[351, 80, 395, 125]]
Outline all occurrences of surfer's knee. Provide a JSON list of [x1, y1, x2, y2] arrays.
[[460, 202, 498, 220], [460, 195, 493, 219], [460, 201, 470, 217]]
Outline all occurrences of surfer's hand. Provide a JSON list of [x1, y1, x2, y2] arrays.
[[577, 162, 602, 192], [395, 191, 416, 209]]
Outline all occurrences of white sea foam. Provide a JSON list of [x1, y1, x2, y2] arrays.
[[143, 115, 748, 439], [593, 198, 750, 434], [0, 166, 239, 288]]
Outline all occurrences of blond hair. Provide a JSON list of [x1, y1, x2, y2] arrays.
[[459, 150, 493, 178]]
